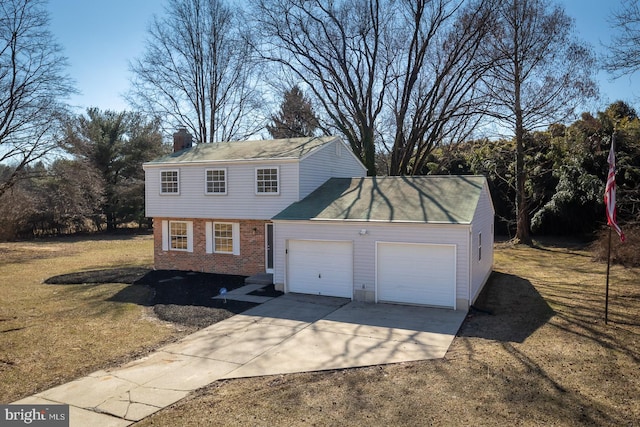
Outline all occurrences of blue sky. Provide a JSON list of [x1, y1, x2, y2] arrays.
[[47, 0, 639, 116], [47, 0, 165, 112]]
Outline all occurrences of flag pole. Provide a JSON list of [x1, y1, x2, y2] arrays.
[[605, 225, 612, 324], [604, 129, 624, 325]]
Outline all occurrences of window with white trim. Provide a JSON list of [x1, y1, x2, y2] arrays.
[[206, 222, 239, 255], [170, 221, 189, 251], [256, 167, 279, 194], [160, 170, 179, 194], [214, 223, 234, 253], [205, 168, 227, 194]]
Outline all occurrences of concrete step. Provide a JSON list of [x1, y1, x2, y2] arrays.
[[245, 273, 273, 285]]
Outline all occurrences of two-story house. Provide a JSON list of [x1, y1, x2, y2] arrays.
[[144, 132, 495, 311], [143, 133, 367, 277]]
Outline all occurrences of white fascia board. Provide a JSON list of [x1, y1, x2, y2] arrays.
[[143, 157, 299, 168], [272, 218, 473, 227]]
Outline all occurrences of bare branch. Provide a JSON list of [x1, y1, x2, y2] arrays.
[[0, 0, 75, 197], [128, 0, 265, 143]]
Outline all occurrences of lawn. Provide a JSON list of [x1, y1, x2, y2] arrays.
[[0, 234, 638, 426], [0, 233, 185, 402], [135, 240, 639, 426]]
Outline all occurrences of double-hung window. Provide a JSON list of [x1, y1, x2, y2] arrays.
[[162, 220, 193, 252], [214, 223, 234, 253], [205, 168, 227, 194], [170, 221, 188, 250], [206, 222, 240, 255], [160, 170, 179, 194], [256, 167, 279, 194]]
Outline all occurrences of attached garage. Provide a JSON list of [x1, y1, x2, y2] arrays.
[[287, 240, 353, 298], [272, 176, 495, 311], [376, 242, 456, 308]]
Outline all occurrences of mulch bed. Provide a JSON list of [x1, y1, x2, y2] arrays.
[[45, 267, 281, 329]]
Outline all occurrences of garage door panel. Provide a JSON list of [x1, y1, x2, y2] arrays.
[[288, 240, 353, 298], [377, 242, 455, 308]]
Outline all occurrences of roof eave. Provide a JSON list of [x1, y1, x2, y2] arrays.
[[271, 217, 472, 225], [143, 157, 300, 168]]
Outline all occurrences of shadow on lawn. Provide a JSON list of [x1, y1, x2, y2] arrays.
[[45, 268, 266, 328], [459, 271, 555, 343], [45, 268, 249, 306]]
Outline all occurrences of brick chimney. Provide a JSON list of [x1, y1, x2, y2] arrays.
[[173, 127, 193, 152]]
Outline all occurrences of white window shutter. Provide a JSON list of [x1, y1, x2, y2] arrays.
[[232, 223, 240, 255], [205, 222, 213, 254], [161, 220, 169, 251], [186, 221, 194, 252]]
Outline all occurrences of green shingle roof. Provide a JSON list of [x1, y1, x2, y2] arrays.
[[273, 176, 487, 224], [146, 136, 339, 164]]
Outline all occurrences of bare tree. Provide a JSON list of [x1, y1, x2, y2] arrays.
[[604, 0, 640, 76], [254, 0, 390, 175], [0, 0, 75, 197], [254, 0, 495, 176], [481, 0, 597, 244], [386, 0, 496, 175], [129, 0, 264, 143]]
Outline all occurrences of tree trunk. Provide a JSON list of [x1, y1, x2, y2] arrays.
[[514, 99, 532, 245], [363, 129, 377, 176], [512, 5, 532, 246]]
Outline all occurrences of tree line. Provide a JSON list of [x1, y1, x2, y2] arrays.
[[0, 109, 165, 239], [421, 101, 640, 238], [0, 0, 638, 243], [2, 100, 636, 241]]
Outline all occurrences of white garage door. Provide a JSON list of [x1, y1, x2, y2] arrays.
[[287, 240, 353, 298], [377, 242, 456, 308]]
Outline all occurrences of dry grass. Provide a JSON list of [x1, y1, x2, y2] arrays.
[[1, 235, 638, 426], [0, 233, 184, 403], [135, 239, 639, 427], [591, 225, 640, 267]]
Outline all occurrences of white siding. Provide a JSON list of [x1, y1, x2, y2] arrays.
[[298, 140, 367, 199], [469, 184, 495, 304], [273, 221, 470, 303], [145, 161, 300, 219]]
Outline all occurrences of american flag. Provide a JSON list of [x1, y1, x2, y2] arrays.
[[604, 138, 625, 242]]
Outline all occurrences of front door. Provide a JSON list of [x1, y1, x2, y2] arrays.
[[265, 223, 274, 273]]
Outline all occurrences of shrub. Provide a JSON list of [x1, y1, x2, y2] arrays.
[[591, 225, 640, 267]]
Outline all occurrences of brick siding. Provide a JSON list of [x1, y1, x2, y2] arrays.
[[153, 217, 268, 276]]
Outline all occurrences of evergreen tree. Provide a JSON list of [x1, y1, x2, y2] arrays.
[[63, 108, 166, 231], [267, 86, 320, 139]]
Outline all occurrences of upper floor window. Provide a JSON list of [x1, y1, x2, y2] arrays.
[[205, 168, 227, 194], [256, 167, 279, 194], [160, 170, 179, 194]]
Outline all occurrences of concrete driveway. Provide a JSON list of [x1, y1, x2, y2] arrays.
[[14, 294, 466, 427]]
